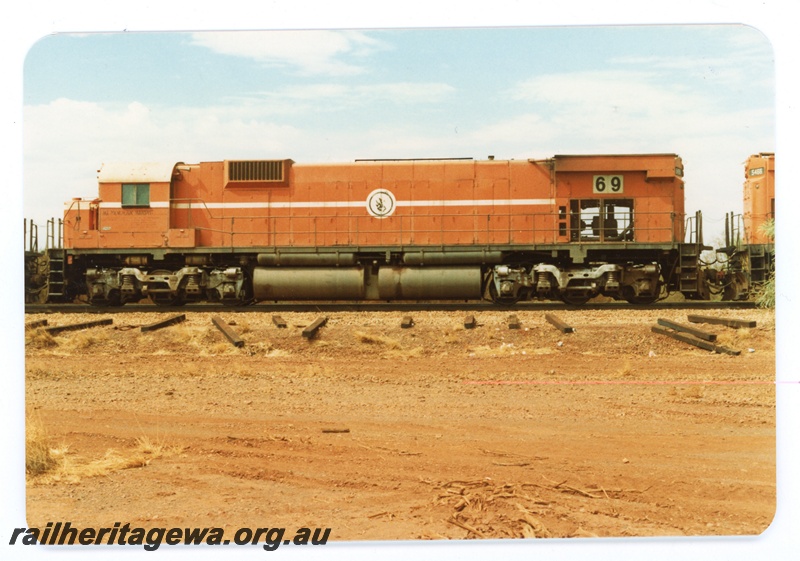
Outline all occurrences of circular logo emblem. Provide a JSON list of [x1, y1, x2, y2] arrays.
[[366, 189, 396, 219]]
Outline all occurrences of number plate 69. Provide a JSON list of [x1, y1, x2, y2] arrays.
[[593, 175, 624, 194]]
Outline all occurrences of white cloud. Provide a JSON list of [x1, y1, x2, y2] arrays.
[[610, 55, 772, 92], [510, 70, 700, 117], [239, 82, 456, 111], [505, 69, 773, 148], [188, 30, 385, 76], [348, 82, 456, 104], [23, 98, 305, 224]]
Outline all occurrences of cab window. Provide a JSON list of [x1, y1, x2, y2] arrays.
[[570, 199, 634, 242], [122, 183, 150, 207]]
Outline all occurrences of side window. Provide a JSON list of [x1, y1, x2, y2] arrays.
[[122, 183, 150, 207], [569, 198, 634, 242]]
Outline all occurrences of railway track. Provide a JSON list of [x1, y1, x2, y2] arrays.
[[25, 300, 757, 314]]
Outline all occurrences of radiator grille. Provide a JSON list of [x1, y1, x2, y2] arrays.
[[228, 160, 285, 182]]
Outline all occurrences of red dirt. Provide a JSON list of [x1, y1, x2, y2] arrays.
[[25, 308, 775, 542]]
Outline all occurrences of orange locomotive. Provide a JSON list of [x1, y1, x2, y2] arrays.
[[717, 152, 775, 300], [53, 153, 707, 305]]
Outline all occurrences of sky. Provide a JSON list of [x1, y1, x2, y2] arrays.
[[21, 25, 775, 244], [5, 3, 800, 561]]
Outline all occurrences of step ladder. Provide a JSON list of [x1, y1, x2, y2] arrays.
[[680, 210, 709, 300], [46, 248, 66, 302], [748, 245, 769, 283], [678, 243, 707, 299]]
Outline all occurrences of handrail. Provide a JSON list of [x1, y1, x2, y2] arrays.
[[110, 205, 683, 247], [24, 219, 38, 253]]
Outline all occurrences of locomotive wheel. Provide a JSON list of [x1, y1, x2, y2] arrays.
[[89, 289, 122, 307], [148, 269, 184, 306], [236, 290, 255, 306], [237, 271, 254, 305], [151, 295, 185, 306], [621, 283, 661, 305], [623, 294, 659, 305], [560, 294, 591, 305], [560, 292, 591, 305], [722, 271, 747, 301], [108, 290, 123, 306], [492, 296, 521, 305], [488, 282, 520, 305]]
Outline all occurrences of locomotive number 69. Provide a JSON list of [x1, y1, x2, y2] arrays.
[[45, 153, 709, 306]]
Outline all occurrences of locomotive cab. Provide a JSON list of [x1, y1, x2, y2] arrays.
[[540, 154, 692, 304]]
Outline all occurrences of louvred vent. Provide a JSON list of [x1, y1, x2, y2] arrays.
[[227, 160, 286, 182]]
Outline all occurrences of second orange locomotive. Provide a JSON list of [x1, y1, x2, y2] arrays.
[[59, 153, 706, 305], [716, 152, 775, 300]]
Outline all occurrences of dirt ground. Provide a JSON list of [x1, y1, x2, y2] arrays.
[[24, 307, 776, 542]]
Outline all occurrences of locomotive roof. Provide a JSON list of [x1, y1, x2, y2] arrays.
[[552, 153, 680, 159], [98, 162, 180, 183], [95, 154, 686, 183]]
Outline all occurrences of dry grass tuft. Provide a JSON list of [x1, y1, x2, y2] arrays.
[[386, 346, 425, 359], [717, 328, 755, 351], [466, 343, 530, 357], [669, 385, 705, 401], [60, 330, 110, 351], [154, 325, 211, 349], [354, 331, 400, 349], [616, 360, 634, 378], [134, 435, 167, 456], [203, 342, 240, 355], [148, 323, 248, 355], [683, 385, 705, 399], [26, 415, 57, 476], [29, 434, 178, 485], [25, 329, 58, 349]]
